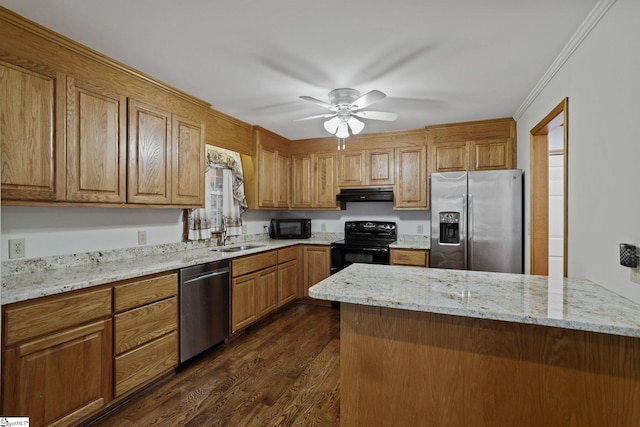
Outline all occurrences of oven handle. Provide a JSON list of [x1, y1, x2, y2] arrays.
[[331, 246, 390, 253]]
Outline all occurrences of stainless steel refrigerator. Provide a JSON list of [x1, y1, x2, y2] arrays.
[[430, 169, 523, 273]]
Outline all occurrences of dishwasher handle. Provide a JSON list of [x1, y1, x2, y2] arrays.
[[182, 267, 229, 284]]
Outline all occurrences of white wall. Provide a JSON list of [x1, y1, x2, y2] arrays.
[[1, 203, 429, 261], [1, 207, 185, 259], [517, 0, 640, 302]]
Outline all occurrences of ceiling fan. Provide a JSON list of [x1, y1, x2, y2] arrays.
[[295, 88, 398, 139]]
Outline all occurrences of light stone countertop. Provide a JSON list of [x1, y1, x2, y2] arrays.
[[1, 238, 332, 305], [308, 263, 640, 338]]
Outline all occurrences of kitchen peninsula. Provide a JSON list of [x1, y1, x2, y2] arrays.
[[309, 264, 640, 427]]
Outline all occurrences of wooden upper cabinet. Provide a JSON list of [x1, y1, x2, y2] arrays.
[[395, 145, 428, 209], [314, 153, 338, 208], [472, 139, 513, 170], [257, 144, 277, 208], [338, 151, 365, 186], [66, 76, 127, 203], [366, 148, 394, 186], [431, 140, 468, 172], [291, 152, 338, 209], [338, 148, 394, 187], [0, 61, 65, 201], [291, 154, 313, 208], [427, 118, 516, 173], [277, 151, 291, 207], [242, 127, 291, 209], [127, 99, 172, 204], [172, 115, 204, 206]]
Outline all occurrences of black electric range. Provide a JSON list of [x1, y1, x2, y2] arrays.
[[330, 221, 397, 275]]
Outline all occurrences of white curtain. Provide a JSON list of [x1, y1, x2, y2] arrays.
[[187, 146, 247, 241]]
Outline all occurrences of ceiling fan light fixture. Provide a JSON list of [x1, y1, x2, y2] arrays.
[[335, 120, 350, 138], [347, 116, 364, 135], [323, 116, 340, 134]]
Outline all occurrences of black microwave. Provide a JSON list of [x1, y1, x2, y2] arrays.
[[269, 218, 311, 239]]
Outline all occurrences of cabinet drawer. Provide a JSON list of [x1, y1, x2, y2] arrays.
[[114, 296, 177, 355], [4, 287, 112, 346], [277, 245, 298, 263], [390, 249, 429, 267], [232, 250, 277, 277], [114, 272, 178, 312], [114, 331, 178, 398]]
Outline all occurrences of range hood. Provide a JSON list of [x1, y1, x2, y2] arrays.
[[336, 187, 394, 202]]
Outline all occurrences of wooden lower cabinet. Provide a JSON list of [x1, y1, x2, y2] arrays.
[[2, 272, 179, 426], [277, 246, 300, 306], [390, 248, 430, 267], [2, 317, 112, 427], [303, 245, 331, 299], [113, 273, 179, 398], [256, 266, 278, 318], [231, 250, 278, 333]]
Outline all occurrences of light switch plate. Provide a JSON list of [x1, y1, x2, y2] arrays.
[[138, 231, 147, 245], [417, 224, 424, 234]]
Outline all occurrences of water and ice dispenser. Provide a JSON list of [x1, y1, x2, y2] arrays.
[[439, 212, 460, 244]]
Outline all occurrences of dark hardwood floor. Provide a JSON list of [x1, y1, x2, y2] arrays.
[[92, 303, 340, 427]]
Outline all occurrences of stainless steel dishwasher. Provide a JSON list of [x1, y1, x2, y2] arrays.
[[179, 260, 230, 364]]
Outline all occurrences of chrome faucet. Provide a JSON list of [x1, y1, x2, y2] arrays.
[[219, 222, 228, 246]]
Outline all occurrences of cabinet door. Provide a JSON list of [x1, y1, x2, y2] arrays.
[[256, 266, 278, 318], [278, 258, 299, 306], [172, 115, 204, 206], [471, 139, 513, 171], [257, 144, 277, 208], [0, 61, 65, 201], [276, 151, 290, 208], [314, 153, 338, 208], [291, 154, 313, 208], [338, 151, 366, 186], [431, 140, 468, 172], [395, 146, 428, 209], [303, 245, 331, 298], [231, 274, 257, 333], [366, 148, 395, 186], [66, 76, 127, 203], [2, 319, 112, 427], [128, 99, 172, 204]]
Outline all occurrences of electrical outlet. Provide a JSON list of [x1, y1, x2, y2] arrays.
[[417, 224, 424, 234], [9, 238, 26, 259], [138, 231, 147, 245], [242, 224, 247, 234], [631, 267, 640, 285], [321, 223, 327, 232]]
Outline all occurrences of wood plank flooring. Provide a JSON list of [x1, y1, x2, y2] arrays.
[[92, 303, 340, 427]]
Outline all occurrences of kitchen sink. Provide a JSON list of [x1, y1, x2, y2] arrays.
[[211, 244, 265, 253]]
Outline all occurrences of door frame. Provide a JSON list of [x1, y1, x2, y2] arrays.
[[529, 98, 568, 276]]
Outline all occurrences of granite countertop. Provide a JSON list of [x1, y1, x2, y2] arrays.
[[308, 263, 640, 338], [2, 238, 332, 305]]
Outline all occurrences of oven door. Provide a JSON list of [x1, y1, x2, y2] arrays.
[[330, 244, 390, 275]]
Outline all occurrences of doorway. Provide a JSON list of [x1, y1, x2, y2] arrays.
[[530, 98, 568, 277]]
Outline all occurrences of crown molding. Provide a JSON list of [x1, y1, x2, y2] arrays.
[[513, 0, 617, 120]]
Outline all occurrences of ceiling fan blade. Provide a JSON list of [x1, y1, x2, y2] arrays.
[[353, 110, 399, 121], [300, 96, 336, 110], [293, 113, 336, 122], [352, 90, 386, 110]]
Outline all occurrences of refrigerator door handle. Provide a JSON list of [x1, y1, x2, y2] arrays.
[[468, 194, 474, 270], [462, 194, 468, 269]]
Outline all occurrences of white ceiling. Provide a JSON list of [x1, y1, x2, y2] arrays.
[[1, 0, 599, 140]]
